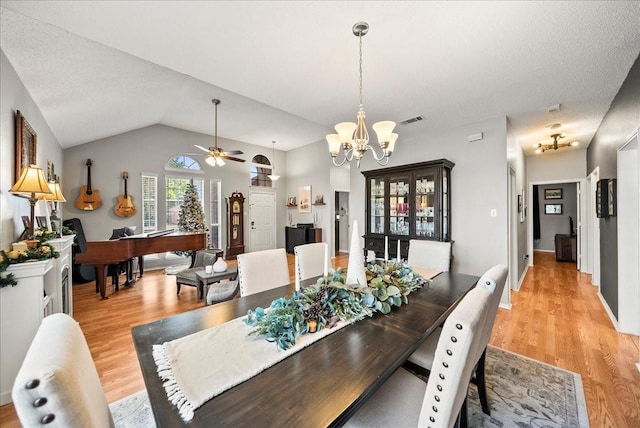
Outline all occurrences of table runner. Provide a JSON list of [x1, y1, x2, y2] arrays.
[[152, 315, 350, 421], [152, 267, 440, 422]]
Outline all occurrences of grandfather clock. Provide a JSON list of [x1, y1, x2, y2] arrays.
[[226, 191, 245, 259]]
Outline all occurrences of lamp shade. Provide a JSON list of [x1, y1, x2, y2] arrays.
[[372, 121, 396, 143], [326, 134, 342, 155], [39, 181, 66, 202], [386, 133, 399, 153], [335, 122, 357, 143], [10, 165, 52, 196]]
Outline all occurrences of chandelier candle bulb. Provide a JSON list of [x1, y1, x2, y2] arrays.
[[323, 243, 329, 279], [397, 239, 401, 262]]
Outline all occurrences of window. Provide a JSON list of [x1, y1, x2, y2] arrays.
[[250, 154, 274, 187], [141, 174, 157, 233], [210, 179, 222, 248], [165, 177, 204, 230], [166, 154, 202, 172]]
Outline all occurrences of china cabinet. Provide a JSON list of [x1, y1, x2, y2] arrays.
[[362, 159, 454, 259]]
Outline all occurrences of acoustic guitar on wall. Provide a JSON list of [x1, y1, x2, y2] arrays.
[[114, 171, 137, 218], [76, 159, 102, 211]]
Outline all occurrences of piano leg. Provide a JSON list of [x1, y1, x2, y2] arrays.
[[95, 264, 109, 299], [124, 259, 136, 286], [138, 256, 144, 277]]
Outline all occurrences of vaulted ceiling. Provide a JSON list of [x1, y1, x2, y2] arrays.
[[1, 1, 639, 155]]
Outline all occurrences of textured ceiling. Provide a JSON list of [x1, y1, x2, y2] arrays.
[[1, 1, 639, 155]]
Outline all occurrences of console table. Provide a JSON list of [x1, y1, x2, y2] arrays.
[[285, 226, 322, 253]]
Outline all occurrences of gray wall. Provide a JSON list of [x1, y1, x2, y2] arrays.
[[63, 124, 288, 253], [1, 51, 64, 250], [350, 116, 510, 278], [587, 53, 640, 319], [534, 183, 577, 251]]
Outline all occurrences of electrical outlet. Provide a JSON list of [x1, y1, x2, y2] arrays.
[[523, 254, 529, 260], [490, 209, 497, 217]]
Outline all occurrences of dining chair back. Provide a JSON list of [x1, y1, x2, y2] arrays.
[[345, 285, 492, 428], [294, 242, 326, 281], [12, 313, 114, 427], [237, 248, 290, 296], [407, 239, 452, 271]]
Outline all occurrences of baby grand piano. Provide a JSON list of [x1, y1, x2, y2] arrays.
[[75, 230, 206, 299]]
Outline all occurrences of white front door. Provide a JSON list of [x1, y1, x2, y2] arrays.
[[249, 192, 276, 252]]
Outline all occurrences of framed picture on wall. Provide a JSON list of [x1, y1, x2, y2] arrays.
[[15, 110, 37, 183], [298, 185, 311, 213], [544, 188, 562, 199], [545, 203, 563, 215], [596, 179, 609, 218], [608, 178, 617, 216]]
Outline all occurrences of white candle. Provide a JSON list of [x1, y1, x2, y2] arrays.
[[384, 236, 389, 261], [323, 243, 329, 279], [295, 254, 301, 292], [397, 239, 401, 262]]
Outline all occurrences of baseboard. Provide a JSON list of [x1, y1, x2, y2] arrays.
[[499, 302, 512, 310], [636, 362, 640, 373], [597, 292, 619, 330], [512, 264, 529, 292], [0, 389, 11, 406], [533, 249, 555, 253]]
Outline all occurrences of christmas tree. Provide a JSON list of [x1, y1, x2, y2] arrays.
[[175, 180, 205, 257]]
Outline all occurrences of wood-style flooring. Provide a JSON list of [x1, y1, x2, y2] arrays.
[[1, 251, 639, 427]]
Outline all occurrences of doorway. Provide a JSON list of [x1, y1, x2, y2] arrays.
[[334, 191, 350, 255], [248, 191, 276, 252]]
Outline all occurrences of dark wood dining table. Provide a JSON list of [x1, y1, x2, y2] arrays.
[[131, 271, 479, 427]]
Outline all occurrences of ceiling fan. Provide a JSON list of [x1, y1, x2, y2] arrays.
[[195, 99, 245, 167]]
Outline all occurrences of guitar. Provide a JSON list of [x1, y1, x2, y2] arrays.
[[114, 171, 137, 218], [76, 159, 102, 211]]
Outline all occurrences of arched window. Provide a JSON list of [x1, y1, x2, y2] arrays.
[[165, 155, 202, 172], [250, 154, 274, 187]]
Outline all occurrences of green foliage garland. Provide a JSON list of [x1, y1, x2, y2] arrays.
[[245, 261, 427, 350], [0, 243, 59, 288]]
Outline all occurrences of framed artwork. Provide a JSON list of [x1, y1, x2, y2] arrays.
[[544, 188, 562, 199], [15, 110, 37, 183], [608, 179, 617, 217], [36, 216, 47, 228], [596, 179, 609, 218], [298, 185, 311, 213], [545, 204, 563, 215]]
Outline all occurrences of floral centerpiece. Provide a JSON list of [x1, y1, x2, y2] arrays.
[[0, 236, 59, 288], [245, 261, 427, 350]]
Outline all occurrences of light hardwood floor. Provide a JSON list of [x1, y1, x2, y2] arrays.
[[1, 252, 639, 427]]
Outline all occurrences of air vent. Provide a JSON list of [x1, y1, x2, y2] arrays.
[[399, 115, 424, 125]]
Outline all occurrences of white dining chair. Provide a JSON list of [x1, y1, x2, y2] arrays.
[[405, 264, 508, 416], [12, 313, 115, 427], [345, 285, 492, 428], [237, 248, 290, 296], [407, 239, 452, 272], [294, 242, 327, 281]]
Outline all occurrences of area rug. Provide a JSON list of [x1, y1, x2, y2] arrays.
[[467, 346, 589, 427], [109, 346, 588, 427]]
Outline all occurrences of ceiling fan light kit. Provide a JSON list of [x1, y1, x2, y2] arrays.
[[196, 99, 245, 167], [326, 22, 398, 167], [535, 133, 579, 154]]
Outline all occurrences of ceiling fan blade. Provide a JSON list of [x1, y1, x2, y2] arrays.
[[222, 150, 243, 155], [195, 144, 211, 153], [222, 156, 246, 163]]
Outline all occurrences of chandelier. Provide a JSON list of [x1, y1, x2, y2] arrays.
[[535, 133, 579, 153], [267, 140, 280, 181], [326, 22, 397, 167]]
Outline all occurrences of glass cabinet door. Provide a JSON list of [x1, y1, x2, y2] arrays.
[[442, 168, 449, 241], [389, 174, 410, 236], [415, 171, 437, 238], [369, 177, 385, 234]]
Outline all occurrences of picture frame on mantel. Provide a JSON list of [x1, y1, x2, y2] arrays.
[[15, 110, 37, 183]]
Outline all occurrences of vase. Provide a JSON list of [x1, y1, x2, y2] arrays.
[[213, 257, 228, 273]]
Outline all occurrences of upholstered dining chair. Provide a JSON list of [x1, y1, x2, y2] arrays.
[[237, 248, 290, 297], [407, 239, 453, 272], [12, 313, 114, 427], [345, 285, 492, 428], [405, 264, 508, 416], [294, 242, 327, 281]]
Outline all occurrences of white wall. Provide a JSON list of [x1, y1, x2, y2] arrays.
[[63, 124, 288, 250], [1, 51, 64, 251], [350, 116, 509, 277], [527, 149, 587, 182], [285, 140, 334, 251]]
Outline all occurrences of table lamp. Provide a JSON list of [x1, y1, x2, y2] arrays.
[[10, 165, 53, 240], [40, 181, 66, 238]]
